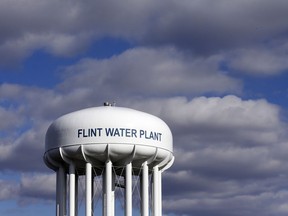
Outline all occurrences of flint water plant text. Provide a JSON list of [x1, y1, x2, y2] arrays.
[[77, 128, 162, 141]]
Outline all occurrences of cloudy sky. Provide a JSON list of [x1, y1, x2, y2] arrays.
[[1, 0, 288, 215]]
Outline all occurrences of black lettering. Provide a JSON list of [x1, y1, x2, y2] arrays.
[[140, 130, 145, 138], [78, 129, 83, 138], [90, 128, 97, 137], [83, 129, 88, 137], [97, 128, 103, 136], [105, 128, 114, 136], [119, 128, 125, 136], [132, 129, 137, 138], [114, 128, 120, 136]]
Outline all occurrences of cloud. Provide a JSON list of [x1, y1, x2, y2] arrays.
[[135, 95, 287, 216], [163, 191, 288, 216], [19, 173, 55, 201], [0, 179, 19, 200], [142, 0, 288, 53], [124, 95, 288, 215], [60, 47, 241, 98], [227, 41, 288, 75], [162, 162, 288, 215], [1, 0, 288, 64], [0, 0, 153, 64], [0, 172, 55, 205], [128, 95, 283, 146], [173, 146, 285, 180], [0, 106, 24, 131]]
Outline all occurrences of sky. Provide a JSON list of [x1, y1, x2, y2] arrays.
[[1, 0, 288, 215]]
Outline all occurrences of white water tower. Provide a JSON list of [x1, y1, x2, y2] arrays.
[[44, 104, 174, 216]]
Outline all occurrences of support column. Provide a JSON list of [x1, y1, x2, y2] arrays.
[[56, 166, 66, 216], [92, 173, 95, 214], [69, 163, 76, 216], [141, 161, 149, 216], [125, 162, 132, 216], [75, 174, 78, 216], [103, 160, 114, 216], [158, 171, 162, 216], [86, 162, 92, 216], [152, 165, 159, 216]]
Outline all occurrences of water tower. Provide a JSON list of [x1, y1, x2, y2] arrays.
[[44, 104, 174, 216]]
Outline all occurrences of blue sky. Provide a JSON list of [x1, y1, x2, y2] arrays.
[[1, 0, 288, 215]]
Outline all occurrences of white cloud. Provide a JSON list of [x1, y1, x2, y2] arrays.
[[129, 95, 283, 146], [0, 179, 19, 200], [0, 106, 24, 131], [20, 173, 55, 200], [0, 173, 55, 204], [0, 127, 48, 172], [126, 95, 288, 216], [174, 146, 285, 180], [60, 47, 241, 97], [228, 42, 288, 75]]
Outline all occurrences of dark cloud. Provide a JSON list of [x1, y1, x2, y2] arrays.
[[142, 0, 288, 54], [1, 0, 288, 65]]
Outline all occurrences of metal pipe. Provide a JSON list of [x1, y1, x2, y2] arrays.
[[69, 163, 76, 216], [86, 162, 92, 216], [125, 162, 132, 216], [153, 165, 159, 216], [75, 173, 78, 216], [141, 161, 149, 216], [56, 166, 66, 216], [104, 160, 113, 216], [158, 170, 162, 216]]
